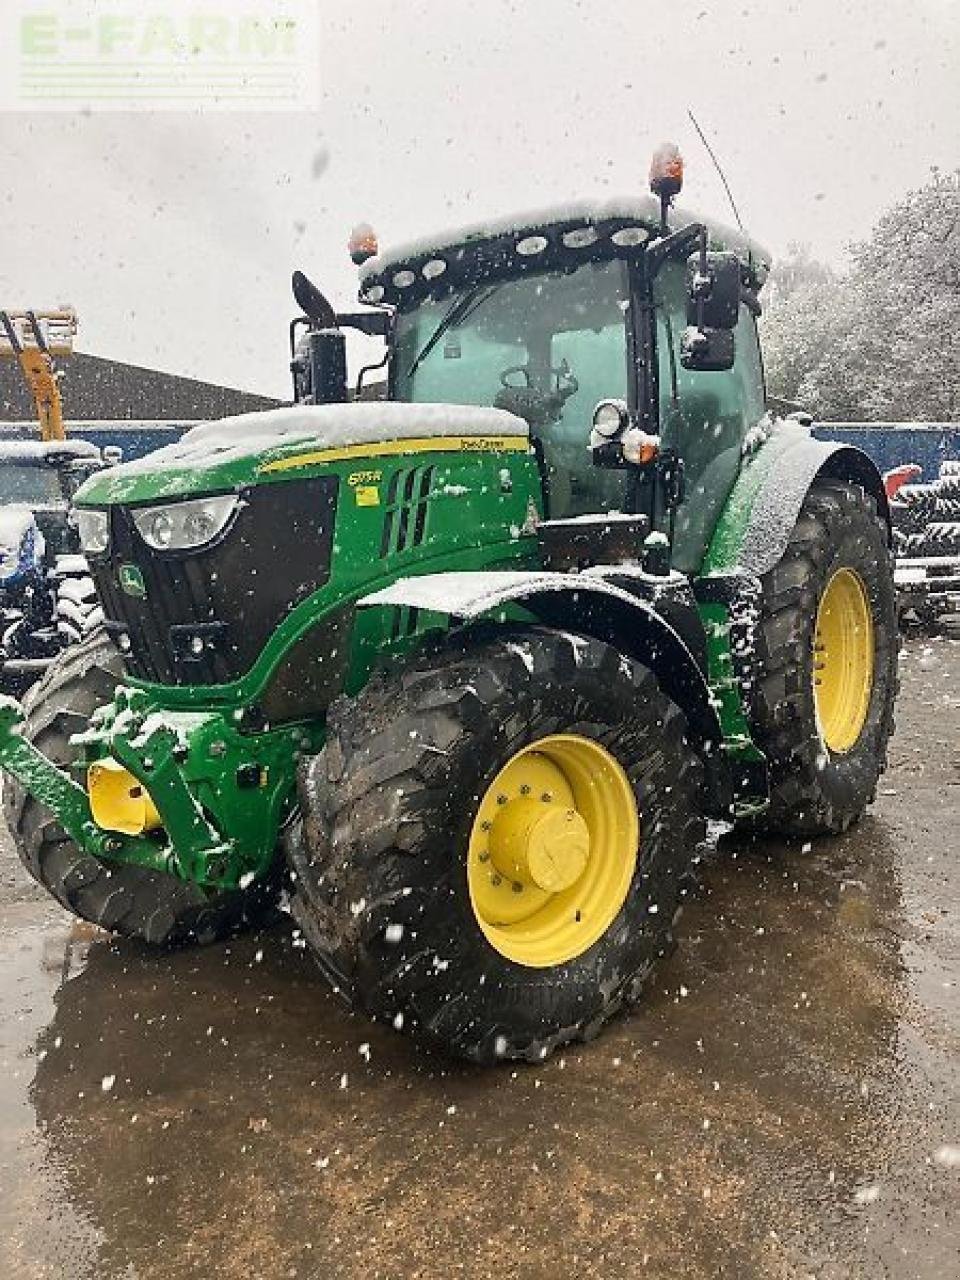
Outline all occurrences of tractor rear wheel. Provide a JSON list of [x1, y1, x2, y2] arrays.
[[744, 479, 897, 836], [286, 627, 704, 1064], [3, 631, 274, 945]]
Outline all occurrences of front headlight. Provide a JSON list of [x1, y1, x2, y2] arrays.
[[76, 508, 110, 556], [132, 494, 239, 552]]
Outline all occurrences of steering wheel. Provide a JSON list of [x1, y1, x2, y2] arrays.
[[494, 360, 580, 429]]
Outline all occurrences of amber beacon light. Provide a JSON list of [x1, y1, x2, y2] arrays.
[[348, 222, 379, 265]]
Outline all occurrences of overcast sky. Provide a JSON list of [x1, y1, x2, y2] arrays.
[[1, 0, 957, 399]]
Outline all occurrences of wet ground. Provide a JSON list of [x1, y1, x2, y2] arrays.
[[0, 634, 958, 1280]]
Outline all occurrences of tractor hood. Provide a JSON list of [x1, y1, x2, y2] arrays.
[[75, 402, 528, 506]]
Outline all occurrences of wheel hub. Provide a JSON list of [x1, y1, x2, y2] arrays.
[[467, 734, 639, 968], [489, 800, 590, 893], [813, 567, 875, 754]]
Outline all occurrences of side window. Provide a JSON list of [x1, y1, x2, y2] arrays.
[[654, 260, 765, 573]]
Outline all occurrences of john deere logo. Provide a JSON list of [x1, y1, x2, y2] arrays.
[[118, 564, 146, 598]]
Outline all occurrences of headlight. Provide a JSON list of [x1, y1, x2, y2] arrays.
[[76, 508, 110, 555], [132, 494, 239, 552]]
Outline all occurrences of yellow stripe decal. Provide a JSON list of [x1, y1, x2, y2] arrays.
[[259, 434, 529, 474]]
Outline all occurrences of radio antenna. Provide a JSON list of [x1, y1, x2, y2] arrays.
[[687, 108, 745, 232]]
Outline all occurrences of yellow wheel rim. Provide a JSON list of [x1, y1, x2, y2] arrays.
[[813, 568, 875, 754], [467, 734, 639, 968]]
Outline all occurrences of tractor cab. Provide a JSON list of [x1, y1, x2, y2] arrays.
[[328, 163, 771, 575]]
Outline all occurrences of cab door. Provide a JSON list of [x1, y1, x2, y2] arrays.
[[652, 259, 766, 574]]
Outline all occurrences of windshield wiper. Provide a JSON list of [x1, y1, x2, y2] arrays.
[[404, 284, 500, 380]]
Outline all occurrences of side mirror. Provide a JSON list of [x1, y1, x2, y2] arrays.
[[685, 251, 741, 330], [680, 326, 735, 372], [102, 445, 123, 466]]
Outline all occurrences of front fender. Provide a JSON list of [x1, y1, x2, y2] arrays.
[[704, 424, 890, 577], [361, 569, 723, 755]]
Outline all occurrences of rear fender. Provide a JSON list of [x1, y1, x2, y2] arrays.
[[705, 428, 890, 577]]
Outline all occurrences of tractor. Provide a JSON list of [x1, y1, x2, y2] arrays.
[[0, 150, 897, 1063], [0, 311, 110, 692], [0, 438, 107, 693]]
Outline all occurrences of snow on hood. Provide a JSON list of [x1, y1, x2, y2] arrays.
[[0, 506, 38, 551], [105, 402, 529, 476]]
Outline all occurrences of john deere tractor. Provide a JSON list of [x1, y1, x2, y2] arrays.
[[0, 154, 897, 1062]]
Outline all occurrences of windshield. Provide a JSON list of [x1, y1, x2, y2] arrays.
[[395, 260, 631, 517], [0, 464, 64, 506]]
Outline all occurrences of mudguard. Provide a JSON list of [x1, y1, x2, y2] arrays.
[[361, 569, 723, 755], [704, 424, 890, 578]]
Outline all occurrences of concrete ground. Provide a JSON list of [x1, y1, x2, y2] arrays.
[[0, 633, 957, 1280]]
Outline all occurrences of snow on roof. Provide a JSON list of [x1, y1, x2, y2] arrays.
[[0, 439, 100, 463], [106, 402, 529, 476], [359, 194, 772, 289]]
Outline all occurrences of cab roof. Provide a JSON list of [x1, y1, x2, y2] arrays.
[[358, 194, 772, 308]]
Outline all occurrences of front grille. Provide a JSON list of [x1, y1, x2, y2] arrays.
[[91, 477, 338, 685]]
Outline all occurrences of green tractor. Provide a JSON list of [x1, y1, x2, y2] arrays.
[[0, 153, 897, 1062]]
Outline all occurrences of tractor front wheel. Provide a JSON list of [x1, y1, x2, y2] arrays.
[[287, 628, 704, 1064]]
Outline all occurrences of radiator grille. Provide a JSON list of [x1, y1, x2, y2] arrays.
[[89, 477, 338, 686]]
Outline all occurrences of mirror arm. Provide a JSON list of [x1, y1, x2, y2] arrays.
[[645, 221, 705, 281], [336, 307, 394, 338], [355, 347, 390, 399], [694, 226, 709, 335]]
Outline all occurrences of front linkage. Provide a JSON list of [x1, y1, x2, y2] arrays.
[[0, 688, 316, 891]]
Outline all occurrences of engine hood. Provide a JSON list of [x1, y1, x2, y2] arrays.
[[75, 402, 528, 506]]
